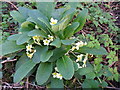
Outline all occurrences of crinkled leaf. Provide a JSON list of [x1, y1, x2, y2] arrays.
[[74, 9, 88, 33], [28, 29, 47, 38], [0, 41, 25, 56], [48, 47, 67, 62], [36, 2, 55, 19], [64, 22, 79, 39], [10, 11, 26, 23], [7, 34, 21, 41], [17, 33, 31, 45], [50, 78, 64, 88], [57, 56, 74, 80], [14, 60, 36, 83], [78, 46, 108, 55], [61, 39, 76, 45], [36, 62, 53, 85], [50, 38, 61, 48]]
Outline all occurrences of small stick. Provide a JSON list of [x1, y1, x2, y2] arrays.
[[1, 59, 17, 64], [2, 0, 18, 10]]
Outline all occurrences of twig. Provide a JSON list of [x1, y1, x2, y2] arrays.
[[1, 59, 17, 64], [26, 77, 29, 89], [109, 61, 116, 67], [2, 0, 18, 10]]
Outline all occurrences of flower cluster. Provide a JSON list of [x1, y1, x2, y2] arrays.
[[26, 44, 36, 58], [76, 54, 88, 68], [71, 41, 87, 51], [43, 35, 54, 46], [32, 35, 54, 46], [52, 67, 62, 80], [33, 36, 43, 45]]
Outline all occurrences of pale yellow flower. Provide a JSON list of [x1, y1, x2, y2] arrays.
[[26, 44, 33, 52], [50, 18, 58, 25], [56, 73, 62, 80], [76, 54, 83, 62], [75, 41, 84, 48], [26, 52, 34, 59], [52, 72, 58, 78], [48, 35, 54, 41], [43, 39, 50, 46]]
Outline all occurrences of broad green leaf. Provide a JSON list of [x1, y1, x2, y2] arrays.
[[28, 10, 49, 33], [17, 33, 31, 45], [10, 11, 26, 23], [28, 29, 47, 38], [15, 54, 29, 70], [48, 47, 67, 62], [86, 72, 96, 79], [64, 22, 79, 38], [7, 34, 21, 41], [77, 67, 93, 75], [73, 61, 79, 71], [74, 9, 88, 33], [18, 7, 29, 19], [21, 21, 35, 30], [0, 41, 25, 56], [51, 18, 68, 33], [78, 46, 108, 55], [36, 2, 55, 18], [14, 60, 36, 83], [82, 79, 99, 88], [38, 17, 50, 29], [19, 27, 32, 33], [32, 46, 42, 63], [50, 38, 61, 48], [52, 8, 66, 20], [36, 62, 53, 85], [50, 78, 64, 88], [57, 56, 74, 80], [61, 39, 76, 45], [41, 50, 53, 62]]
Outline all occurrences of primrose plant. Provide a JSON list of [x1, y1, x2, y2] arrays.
[[1, 2, 107, 88]]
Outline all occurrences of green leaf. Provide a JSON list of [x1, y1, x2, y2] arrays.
[[74, 9, 88, 33], [7, 34, 21, 41], [18, 7, 29, 19], [28, 29, 47, 38], [64, 22, 79, 39], [36, 62, 53, 85], [78, 46, 108, 55], [36, 2, 55, 19], [61, 39, 76, 45], [40, 50, 53, 62], [10, 11, 26, 23], [38, 17, 50, 29], [48, 47, 67, 62], [15, 54, 29, 70], [73, 61, 79, 71], [32, 46, 42, 63], [21, 21, 35, 30], [50, 38, 61, 48], [86, 72, 96, 79], [0, 41, 25, 56], [82, 79, 99, 88], [50, 78, 64, 88], [16, 33, 31, 45], [14, 60, 36, 83], [57, 56, 74, 80], [77, 67, 93, 75], [28, 10, 49, 32]]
